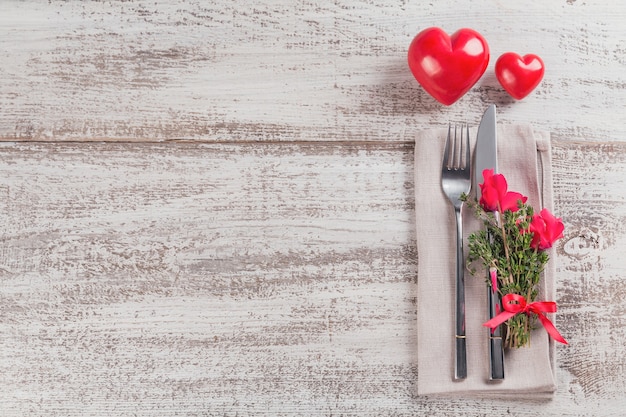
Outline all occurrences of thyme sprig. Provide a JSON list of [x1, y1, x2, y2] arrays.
[[462, 194, 549, 348]]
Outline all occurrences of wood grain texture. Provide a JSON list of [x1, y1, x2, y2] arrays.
[[552, 142, 626, 402], [2, 0, 626, 415], [0, 142, 418, 416], [1, 0, 625, 142], [0, 140, 624, 416]]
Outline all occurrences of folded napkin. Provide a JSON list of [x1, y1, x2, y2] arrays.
[[415, 124, 557, 397]]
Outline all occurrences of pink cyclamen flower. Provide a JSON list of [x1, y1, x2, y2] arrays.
[[479, 169, 528, 213], [529, 208, 565, 250]]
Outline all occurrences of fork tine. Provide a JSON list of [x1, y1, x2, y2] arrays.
[[464, 124, 470, 170], [445, 124, 469, 170], [457, 124, 463, 169], [442, 124, 451, 169], [451, 123, 470, 170], [452, 125, 458, 168], [455, 124, 462, 169]]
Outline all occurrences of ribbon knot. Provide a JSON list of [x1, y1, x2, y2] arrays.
[[483, 293, 568, 345]]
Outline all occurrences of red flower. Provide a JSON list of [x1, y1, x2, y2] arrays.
[[529, 208, 565, 250], [479, 169, 528, 213]]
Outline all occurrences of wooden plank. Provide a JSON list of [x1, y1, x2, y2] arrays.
[[0, 140, 624, 415], [552, 142, 626, 401], [0, 141, 417, 415], [1, 1, 626, 142]]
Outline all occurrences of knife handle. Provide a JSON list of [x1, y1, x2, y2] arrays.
[[488, 283, 505, 380], [455, 336, 467, 380]]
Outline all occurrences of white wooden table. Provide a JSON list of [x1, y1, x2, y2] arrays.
[[1, 1, 625, 415]]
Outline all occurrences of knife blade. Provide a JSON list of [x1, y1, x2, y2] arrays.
[[474, 104, 505, 380]]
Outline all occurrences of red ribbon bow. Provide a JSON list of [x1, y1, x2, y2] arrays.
[[483, 293, 568, 345]]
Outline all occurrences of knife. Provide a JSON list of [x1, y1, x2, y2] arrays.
[[474, 104, 505, 380]]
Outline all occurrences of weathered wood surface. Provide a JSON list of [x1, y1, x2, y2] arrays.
[[1, 0, 625, 142], [2, 0, 626, 416], [0, 141, 624, 416]]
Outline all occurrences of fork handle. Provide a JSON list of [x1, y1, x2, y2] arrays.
[[454, 207, 467, 380]]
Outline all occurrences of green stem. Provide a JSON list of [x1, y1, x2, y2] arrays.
[[497, 207, 514, 286]]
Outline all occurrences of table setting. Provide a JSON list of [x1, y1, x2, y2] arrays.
[[415, 117, 560, 396], [410, 27, 568, 396]]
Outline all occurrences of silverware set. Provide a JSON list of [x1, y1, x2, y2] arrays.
[[441, 104, 505, 381]]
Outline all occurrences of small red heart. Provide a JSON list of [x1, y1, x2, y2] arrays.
[[495, 53, 545, 100], [408, 27, 490, 106]]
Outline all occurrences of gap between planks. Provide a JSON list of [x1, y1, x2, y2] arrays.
[[0, 138, 625, 150]]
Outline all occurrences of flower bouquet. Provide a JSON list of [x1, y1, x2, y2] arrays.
[[464, 169, 567, 349]]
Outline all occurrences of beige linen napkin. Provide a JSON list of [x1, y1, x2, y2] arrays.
[[415, 124, 558, 397]]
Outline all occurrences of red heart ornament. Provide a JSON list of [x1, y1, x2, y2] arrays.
[[495, 52, 545, 100], [407, 27, 490, 106]]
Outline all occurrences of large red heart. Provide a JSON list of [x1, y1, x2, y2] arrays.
[[407, 27, 490, 106], [495, 52, 545, 100]]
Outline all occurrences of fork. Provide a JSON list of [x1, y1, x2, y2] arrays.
[[441, 124, 472, 380]]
